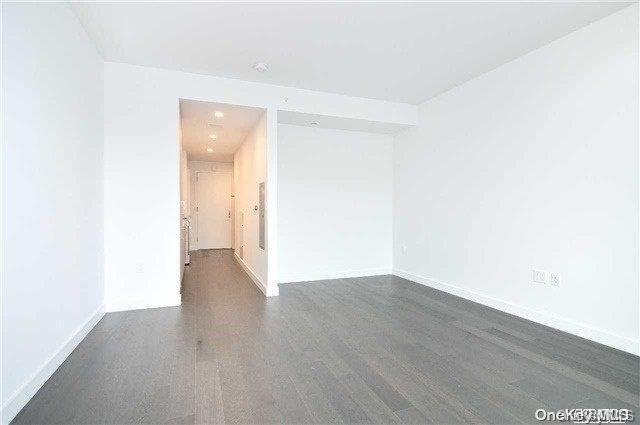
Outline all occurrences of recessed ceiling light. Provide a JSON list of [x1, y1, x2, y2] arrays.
[[214, 111, 224, 118], [253, 62, 269, 72], [206, 147, 214, 153], [209, 134, 217, 140]]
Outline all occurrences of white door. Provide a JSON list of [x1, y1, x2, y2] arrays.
[[196, 172, 232, 249]]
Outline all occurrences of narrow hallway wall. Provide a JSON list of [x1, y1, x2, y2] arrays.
[[234, 114, 268, 292]]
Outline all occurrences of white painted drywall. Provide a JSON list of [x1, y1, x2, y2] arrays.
[[188, 161, 234, 250], [234, 115, 269, 291], [1, 3, 105, 422], [181, 151, 190, 217], [103, 62, 415, 307], [103, 67, 182, 312], [278, 124, 393, 283], [393, 5, 639, 354], [180, 149, 189, 276]]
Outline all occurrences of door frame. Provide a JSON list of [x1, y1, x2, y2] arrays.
[[194, 170, 234, 250]]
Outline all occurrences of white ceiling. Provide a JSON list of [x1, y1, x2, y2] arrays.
[[72, 2, 632, 104], [180, 100, 264, 162]]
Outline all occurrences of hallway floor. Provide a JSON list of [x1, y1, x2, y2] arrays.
[[13, 249, 639, 424]]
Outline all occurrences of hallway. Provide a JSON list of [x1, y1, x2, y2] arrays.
[[13, 250, 639, 424]]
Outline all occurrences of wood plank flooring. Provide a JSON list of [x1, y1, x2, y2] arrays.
[[13, 249, 639, 424]]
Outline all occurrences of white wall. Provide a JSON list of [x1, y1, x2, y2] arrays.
[[188, 160, 234, 250], [180, 149, 189, 276], [278, 125, 393, 283], [103, 67, 182, 312], [1, 4, 105, 422], [103, 63, 415, 306], [234, 115, 270, 293], [181, 151, 190, 217], [393, 5, 639, 354]]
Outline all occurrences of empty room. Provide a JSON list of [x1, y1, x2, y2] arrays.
[[2, 2, 638, 425]]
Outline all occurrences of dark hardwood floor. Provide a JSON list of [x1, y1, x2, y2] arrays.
[[13, 249, 639, 424]]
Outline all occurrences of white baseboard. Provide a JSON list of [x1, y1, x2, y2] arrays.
[[394, 269, 639, 356], [1, 304, 106, 424], [279, 268, 392, 284], [233, 253, 278, 296], [106, 293, 181, 312]]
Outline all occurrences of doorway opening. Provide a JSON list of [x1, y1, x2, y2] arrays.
[[179, 99, 267, 289]]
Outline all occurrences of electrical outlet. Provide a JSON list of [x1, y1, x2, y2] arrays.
[[549, 272, 561, 287], [533, 269, 548, 284]]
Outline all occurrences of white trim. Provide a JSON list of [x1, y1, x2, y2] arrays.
[[393, 269, 640, 356], [1, 304, 106, 424], [106, 293, 181, 312], [234, 252, 278, 297], [279, 268, 393, 284]]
